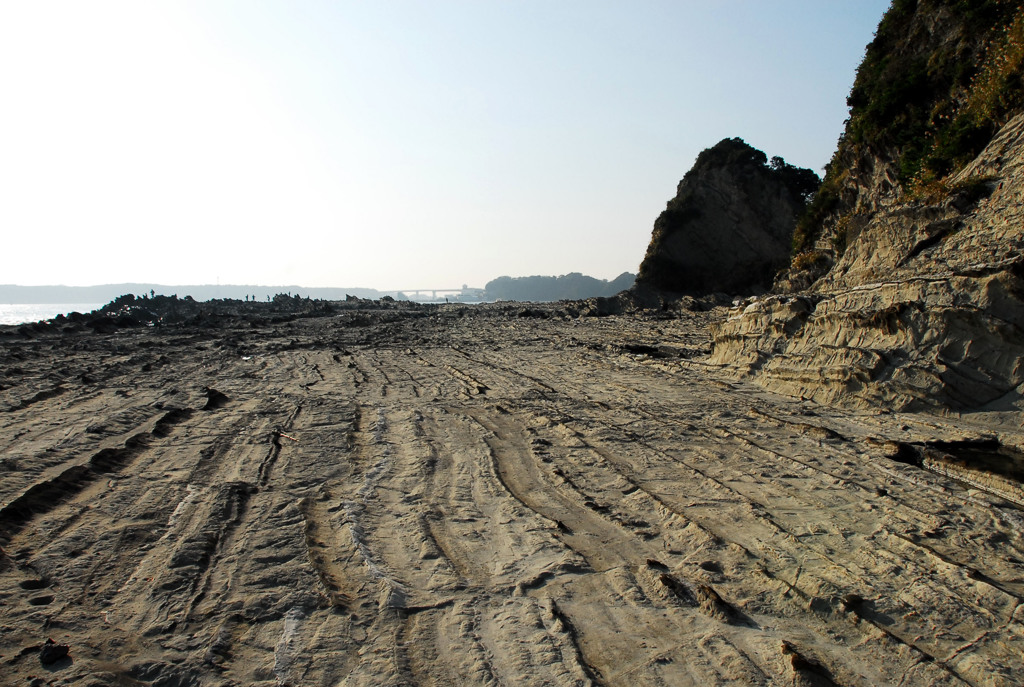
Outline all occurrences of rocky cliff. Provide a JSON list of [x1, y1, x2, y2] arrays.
[[710, 0, 1024, 413], [635, 138, 818, 296], [786, 0, 1024, 285]]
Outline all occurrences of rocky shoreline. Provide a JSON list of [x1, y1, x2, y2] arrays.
[[6, 4, 1024, 682], [2, 300, 1022, 686]]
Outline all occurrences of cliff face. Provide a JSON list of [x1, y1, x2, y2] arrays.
[[635, 138, 818, 296], [785, 0, 1024, 286], [711, 1, 1024, 412]]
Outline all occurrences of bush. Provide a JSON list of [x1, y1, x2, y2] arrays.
[[792, 251, 829, 271]]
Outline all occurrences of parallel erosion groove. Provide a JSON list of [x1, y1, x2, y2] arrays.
[[0, 302, 1022, 686]]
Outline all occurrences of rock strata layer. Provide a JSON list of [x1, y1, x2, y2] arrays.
[[711, 114, 1024, 412]]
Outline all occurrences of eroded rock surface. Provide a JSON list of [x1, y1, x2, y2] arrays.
[[2, 303, 1023, 686]]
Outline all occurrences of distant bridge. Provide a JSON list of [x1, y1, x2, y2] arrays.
[[396, 287, 485, 300]]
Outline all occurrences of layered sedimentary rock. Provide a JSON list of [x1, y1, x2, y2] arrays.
[[641, 127, 1023, 415], [711, 0, 1024, 412], [712, 114, 1024, 411], [635, 138, 817, 295]]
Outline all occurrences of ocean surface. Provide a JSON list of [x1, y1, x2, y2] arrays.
[[0, 303, 104, 326]]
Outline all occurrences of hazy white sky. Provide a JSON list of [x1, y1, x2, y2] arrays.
[[1, 1, 890, 289]]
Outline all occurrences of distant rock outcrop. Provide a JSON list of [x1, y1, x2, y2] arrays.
[[710, 1, 1024, 412], [635, 138, 818, 296]]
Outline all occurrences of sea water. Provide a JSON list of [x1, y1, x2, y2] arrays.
[[0, 304, 104, 326]]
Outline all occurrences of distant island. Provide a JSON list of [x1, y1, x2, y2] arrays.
[[483, 272, 635, 302]]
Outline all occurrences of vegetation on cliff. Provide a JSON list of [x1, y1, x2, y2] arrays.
[[792, 0, 1024, 257]]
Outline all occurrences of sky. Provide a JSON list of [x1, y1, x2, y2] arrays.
[[0, 1, 891, 290]]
